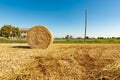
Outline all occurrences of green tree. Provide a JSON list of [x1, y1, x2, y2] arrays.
[[1, 25, 12, 38], [65, 35, 73, 39], [11, 26, 16, 37], [15, 27, 21, 38], [0, 29, 1, 36], [65, 35, 70, 39], [1, 25, 21, 38], [70, 35, 73, 39]]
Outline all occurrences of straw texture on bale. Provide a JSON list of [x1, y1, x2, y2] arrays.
[[27, 26, 53, 49]]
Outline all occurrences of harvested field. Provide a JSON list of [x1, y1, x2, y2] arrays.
[[0, 44, 120, 80]]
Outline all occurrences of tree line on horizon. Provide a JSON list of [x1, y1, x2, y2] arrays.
[[1, 24, 120, 40], [55, 35, 120, 40]]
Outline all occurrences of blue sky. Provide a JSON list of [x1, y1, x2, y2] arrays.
[[0, 0, 120, 38]]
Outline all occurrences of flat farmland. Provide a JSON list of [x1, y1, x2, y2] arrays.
[[0, 44, 120, 80]]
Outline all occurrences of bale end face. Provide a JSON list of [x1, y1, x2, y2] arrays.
[[27, 26, 53, 49]]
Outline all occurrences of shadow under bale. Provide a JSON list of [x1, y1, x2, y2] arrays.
[[12, 46, 31, 49]]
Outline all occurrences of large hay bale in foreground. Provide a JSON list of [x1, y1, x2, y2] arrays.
[[27, 26, 53, 49]]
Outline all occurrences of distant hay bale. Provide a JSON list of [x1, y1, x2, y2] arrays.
[[26, 25, 53, 49]]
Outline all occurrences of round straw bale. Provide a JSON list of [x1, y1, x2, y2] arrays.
[[26, 26, 53, 49]]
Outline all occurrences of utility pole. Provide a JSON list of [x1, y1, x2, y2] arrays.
[[84, 9, 87, 42]]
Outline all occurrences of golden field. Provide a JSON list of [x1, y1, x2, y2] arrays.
[[0, 44, 120, 80]]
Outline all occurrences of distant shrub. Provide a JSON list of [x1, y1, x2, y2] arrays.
[[98, 37, 104, 39]]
